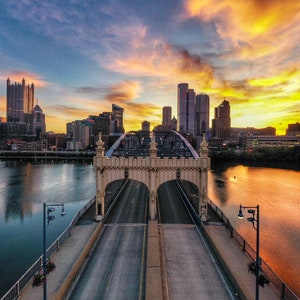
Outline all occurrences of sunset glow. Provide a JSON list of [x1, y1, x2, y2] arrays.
[[0, 1, 299, 134]]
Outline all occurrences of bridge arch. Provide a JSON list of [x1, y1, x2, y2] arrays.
[[94, 131, 210, 221]]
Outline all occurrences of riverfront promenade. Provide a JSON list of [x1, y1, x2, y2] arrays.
[[18, 206, 280, 300]]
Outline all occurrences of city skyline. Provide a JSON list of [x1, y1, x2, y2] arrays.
[[0, 1, 299, 134]]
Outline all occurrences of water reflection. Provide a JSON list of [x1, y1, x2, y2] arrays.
[[208, 164, 300, 297], [0, 162, 96, 297]]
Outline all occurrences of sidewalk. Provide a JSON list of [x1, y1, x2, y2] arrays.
[[203, 221, 280, 300], [19, 218, 101, 300]]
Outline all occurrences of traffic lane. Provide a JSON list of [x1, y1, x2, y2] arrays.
[[69, 224, 146, 300], [158, 181, 192, 224], [163, 225, 232, 300], [106, 180, 148, 224]]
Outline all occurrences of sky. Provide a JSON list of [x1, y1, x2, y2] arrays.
[[0, 0, 299, 135]]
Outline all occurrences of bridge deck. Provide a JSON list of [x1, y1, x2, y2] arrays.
[[17, 205, 280, 300]]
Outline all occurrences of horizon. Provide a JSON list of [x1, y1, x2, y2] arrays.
[[1, 1, 299, 135]]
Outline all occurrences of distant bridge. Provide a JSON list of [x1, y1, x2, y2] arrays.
[[94, 130, 210, 220]]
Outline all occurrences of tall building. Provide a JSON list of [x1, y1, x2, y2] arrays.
[[32, 104, 46, 138], [162, 106, 172, 128], [141, 120, 150, 132], [195, 93, 210, 135], [212, 99, 231, 139], [112, 104, 124, 133], [177, 83, 209, 137], [177, 83, 188, 132], [6, 78, 34, 125]]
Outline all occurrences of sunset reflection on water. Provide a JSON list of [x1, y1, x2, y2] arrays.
[[208, 165, 300, 297]]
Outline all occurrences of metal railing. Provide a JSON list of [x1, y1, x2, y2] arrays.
[[207, 198, 299, 300], [1, 197, 96, 300]]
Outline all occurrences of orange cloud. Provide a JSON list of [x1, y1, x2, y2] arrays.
[[184, 0, 300, 62], [98, 22, 215, 90], [0, 95, 6, 118], [0, 70, 49, 88]]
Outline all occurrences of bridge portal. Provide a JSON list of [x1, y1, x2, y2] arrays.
[[93, 131, 210, 221]]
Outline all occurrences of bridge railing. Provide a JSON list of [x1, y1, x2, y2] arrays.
[[0, 197, 96, 300], [207, 198, 299, 300]]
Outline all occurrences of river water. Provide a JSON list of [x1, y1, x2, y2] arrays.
[[0, 161, 96, 298], [0, 161, 299, 298], [208, 162, 300, 297]]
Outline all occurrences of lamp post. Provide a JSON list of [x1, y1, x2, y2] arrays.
[[43, 203, 66, 300], [238, 204, 260, 300]]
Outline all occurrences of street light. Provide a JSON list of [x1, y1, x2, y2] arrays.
[[238, 204, 260, 300], [43, 203, 66, 300]]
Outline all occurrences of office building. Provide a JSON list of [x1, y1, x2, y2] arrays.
[[112, 104, 124, 134], [195, 93, 210, 135], [177, 83, 196, 134], [212, 99, 231, 139], [6, 78, 34, 125], [177, 83, 209, 137], [142, 121, 150, 132], [177, 83, 189, 132], [32, 104, 46, 138], [162, 106, 172, 128]]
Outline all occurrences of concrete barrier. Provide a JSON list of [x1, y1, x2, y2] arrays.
[[51, 222, 103, 300]]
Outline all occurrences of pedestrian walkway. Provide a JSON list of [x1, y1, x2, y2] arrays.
[[203, 222, 280, 300], [19, 217, 101, 300]]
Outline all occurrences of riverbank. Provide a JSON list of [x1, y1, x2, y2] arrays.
[[0, 150, 95, 163], [210, 147, 300, 170]]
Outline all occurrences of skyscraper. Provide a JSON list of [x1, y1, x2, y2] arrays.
[[212, 99, 231, 139], [177, 83, 196, 134], [177, 83, 188, 132], [32, 104, 46, 138], [162, 106, 172, 128], [112, 104, 124, 133], [6, 78, 34, 124], [177, 83, 209, 137], [195, 93, 210, 135]]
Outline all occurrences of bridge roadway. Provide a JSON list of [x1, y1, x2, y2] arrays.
[[158, 181, 234, 299], [18, 180, 280, 300]]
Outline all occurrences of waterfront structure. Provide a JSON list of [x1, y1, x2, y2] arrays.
[[286, 122, 300, 136], [212, 99, 231, 139], [246, 135, 300, 149]]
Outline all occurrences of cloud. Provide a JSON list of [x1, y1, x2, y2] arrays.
[[183, 1, 300, 64], [98, 23, 215, 90], [1, 70, 49, 88]]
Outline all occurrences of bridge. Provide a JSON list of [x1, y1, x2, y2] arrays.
[[3, 130, 292, 300], [94, 130, 210, 221]]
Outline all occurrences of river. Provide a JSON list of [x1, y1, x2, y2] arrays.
[[0, 161, 96, 298], [0, 161, 299, 298], [208, 162, 300, 297]]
